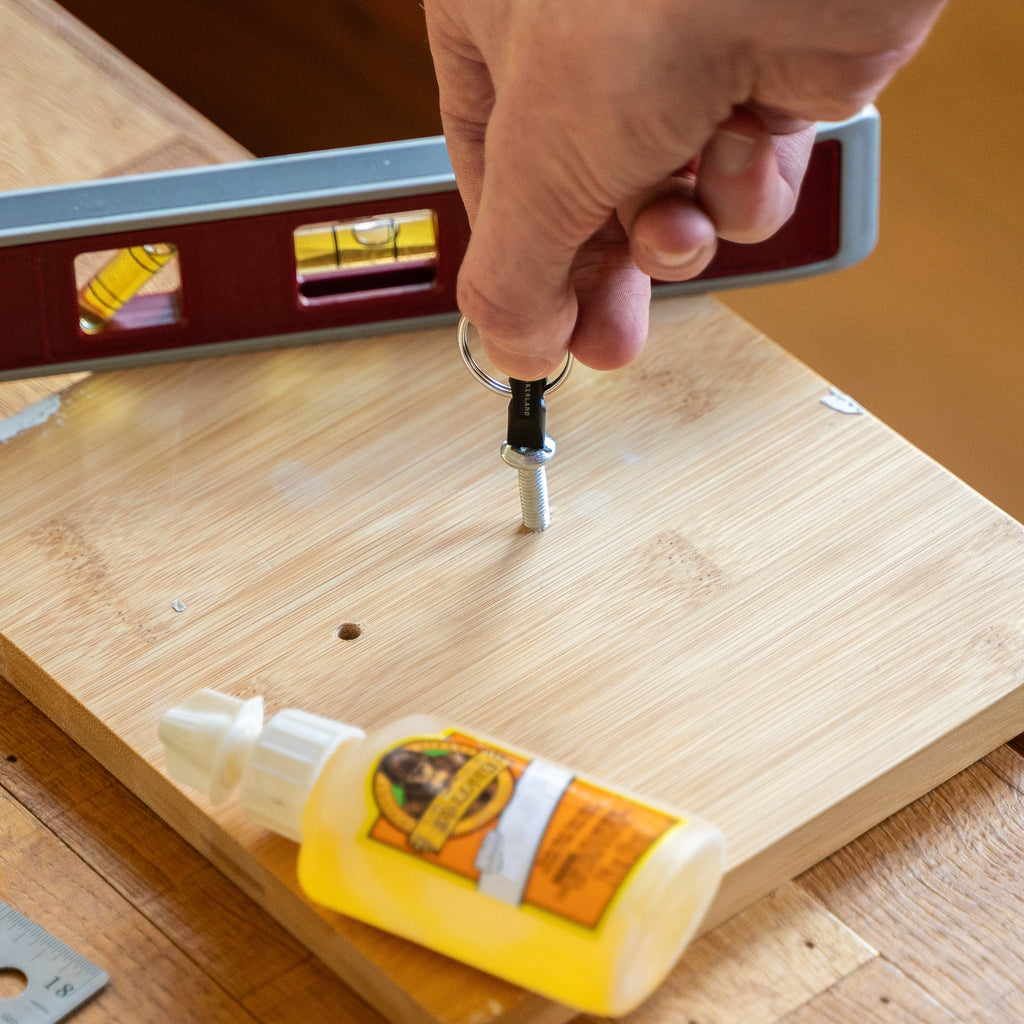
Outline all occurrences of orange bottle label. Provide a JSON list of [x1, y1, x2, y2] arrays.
[[368, 731, 680, 929]]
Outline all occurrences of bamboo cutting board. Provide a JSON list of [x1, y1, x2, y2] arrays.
[[2, 293, 1024, 1023], [4, 1, 1024, 1020]]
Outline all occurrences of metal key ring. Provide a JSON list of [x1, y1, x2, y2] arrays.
[[458, 316, 574, 396]]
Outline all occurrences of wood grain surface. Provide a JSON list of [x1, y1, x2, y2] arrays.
[[2, 289, 1023, 1022], [6, 670, 1024, 1024], [3, 2, 1024, 1023], [801, 746, 1024, 1021], [0, 677, 388, 1023]]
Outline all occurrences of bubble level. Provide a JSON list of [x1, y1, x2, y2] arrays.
[[295, 209, 437, 301], [78, 243, 178, 333]]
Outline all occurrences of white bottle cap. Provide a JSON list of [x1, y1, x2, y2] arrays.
[[159, 688, 363, 841], [240, 705, 363, 841], [159, 688, 265, 805]]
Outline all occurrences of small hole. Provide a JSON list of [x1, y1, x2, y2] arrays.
[[4, 755, 15, 763], [0, 967, 29, 999], [880, 996, 891, 1005], [337, 623, 362, 641], [804, 940, 816, 949]]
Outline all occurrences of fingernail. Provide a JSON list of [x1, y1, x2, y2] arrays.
[[486, 342, 559, 382], [706, 129, 757, 176], [649, 246, 702, 269]]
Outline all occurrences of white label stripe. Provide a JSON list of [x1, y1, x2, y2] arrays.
[[475, 760, 574, 906]]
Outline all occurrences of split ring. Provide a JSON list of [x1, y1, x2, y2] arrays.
[[457, 316, 573, 396]]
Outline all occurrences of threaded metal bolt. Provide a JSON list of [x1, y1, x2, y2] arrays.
[[500, 436, 556, 531]]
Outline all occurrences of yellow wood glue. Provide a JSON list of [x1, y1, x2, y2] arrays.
[[159, 689, 724, 1016]]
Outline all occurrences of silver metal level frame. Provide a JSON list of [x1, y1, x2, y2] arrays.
[[0, 109, 879, 263]]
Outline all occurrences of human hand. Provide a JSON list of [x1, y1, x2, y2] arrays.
[[425, 0, 945, 379]]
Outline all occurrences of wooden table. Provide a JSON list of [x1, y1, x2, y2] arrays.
[[2, 2, 1024, 1023]]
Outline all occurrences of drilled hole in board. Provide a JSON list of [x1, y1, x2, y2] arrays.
[[337, 623, 362, 641], [0, 967, 28, 999]]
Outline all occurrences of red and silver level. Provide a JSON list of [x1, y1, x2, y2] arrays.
[[0, 108, 879, 381]]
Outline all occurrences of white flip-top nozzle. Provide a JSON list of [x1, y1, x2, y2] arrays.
[[159, 688, 264, 804], [159, 688, 363, 841]]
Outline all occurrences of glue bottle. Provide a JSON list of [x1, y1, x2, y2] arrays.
[[159, 689, 724, 1016]]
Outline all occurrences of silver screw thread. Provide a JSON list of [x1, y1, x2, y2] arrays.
[[500, 437, 555, 532], [517, 465, 550, 531]]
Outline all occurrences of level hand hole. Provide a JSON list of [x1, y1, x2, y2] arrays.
[[0, 967, 28, 999]]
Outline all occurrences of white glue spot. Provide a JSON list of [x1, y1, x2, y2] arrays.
[[269, 460, 331, 508], [820, 386, 864, 415], [0, 393, 62, 443], [575, 490, 613, 519]]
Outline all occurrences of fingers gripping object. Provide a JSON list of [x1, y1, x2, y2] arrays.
[[457, 315, 575, 398], [458, 316, 573, 532]]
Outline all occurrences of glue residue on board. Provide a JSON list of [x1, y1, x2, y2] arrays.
[[820, 386, 865, 415], [573, 490, 614, 519], [0, 393, 62, 444], [269, 459, 333, 509]]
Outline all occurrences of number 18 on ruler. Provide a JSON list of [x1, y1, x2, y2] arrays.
[[0, 901, 108, 1023]]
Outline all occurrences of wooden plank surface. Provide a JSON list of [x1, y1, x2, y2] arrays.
[[6, 2, 1024, 1024], [801, 745, 1024, 1021], [7, 669, 1024, 1023], [3, 288, 1024, 1022], [580, 884, 877, 1024], [778, 959, 961, 1024], [0, 677, 387, 1024]]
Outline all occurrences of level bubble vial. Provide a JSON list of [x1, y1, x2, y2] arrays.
[[75, 242, 181, 334], [294, 209, 437, 302]]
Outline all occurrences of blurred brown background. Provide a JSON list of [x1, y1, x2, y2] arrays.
[[57, 0, 1024, 521]]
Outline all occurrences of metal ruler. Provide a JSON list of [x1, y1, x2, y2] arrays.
[[0, 902, 108, 1023]]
